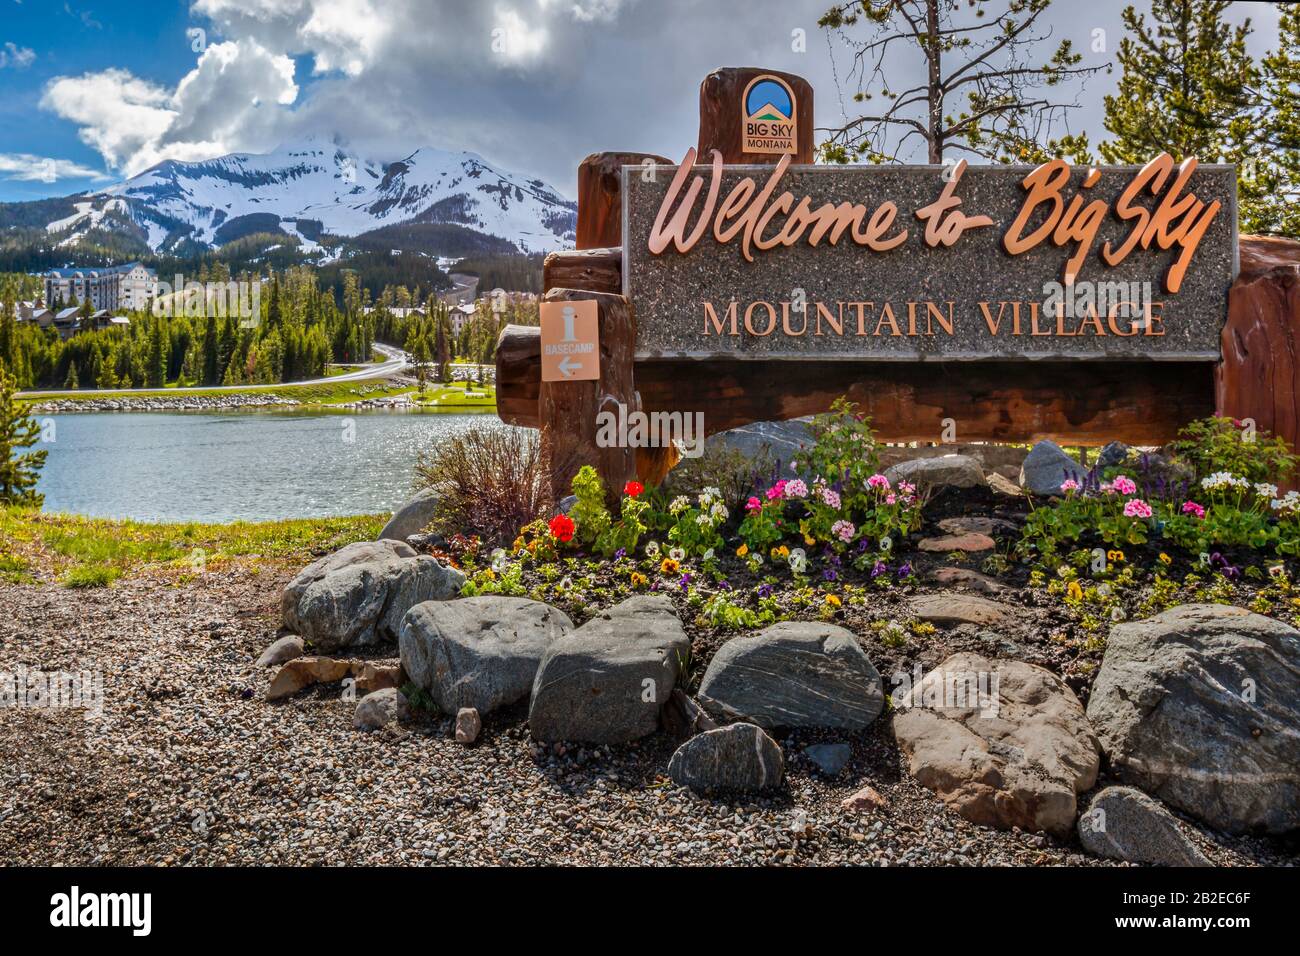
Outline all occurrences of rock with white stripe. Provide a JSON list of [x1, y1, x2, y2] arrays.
[[1086, 604, 1300, 834], [697, 622, 884, 730], [668, 723, 784, 793]]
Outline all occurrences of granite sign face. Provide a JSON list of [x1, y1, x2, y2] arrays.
[[622, 151, 1238, 362]]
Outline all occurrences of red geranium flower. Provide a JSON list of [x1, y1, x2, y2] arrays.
[[624, 480, 644, 498], [548, 513, 576, 543]]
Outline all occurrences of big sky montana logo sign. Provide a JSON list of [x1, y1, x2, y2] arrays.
[[622, 151, 1237, 362], [742, 74, 798, 156]]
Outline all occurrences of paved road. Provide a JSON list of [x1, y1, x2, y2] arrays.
[[19, 343, 410, 397]]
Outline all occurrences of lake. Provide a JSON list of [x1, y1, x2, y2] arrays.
[[32, 410, 507, 523]]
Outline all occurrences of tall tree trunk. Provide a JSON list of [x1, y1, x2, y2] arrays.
[[927, 0, 943, 163]]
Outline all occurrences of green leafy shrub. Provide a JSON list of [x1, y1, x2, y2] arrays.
[[1171, 416, 1298, 484]]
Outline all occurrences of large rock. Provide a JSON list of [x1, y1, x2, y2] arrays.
[[1019, 439, 1087, 496], [528, 595, 690, 743], [893, 652, 1100, 837], [399, 597, 574, 715], [667, 723, 784, 793], [1077, 786, 1211, 867], [1086, 604, 1300, 835], [882, 454, 987, 493], [378, 488, 440, 542], [281, 540, 464, 652], [697, 622, 884, 730]]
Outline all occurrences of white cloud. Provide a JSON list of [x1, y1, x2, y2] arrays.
[[42, 39, 298, 177], [0, 41, 36, 69], [0, 152, 106, 183], [42, 0, 651, 182]]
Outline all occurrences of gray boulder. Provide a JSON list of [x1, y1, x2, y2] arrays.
[[1086, 604, 1300, 834], [709, 419, 811, 467], [1019, 440, 1087, 496], [1078, 786, 1212, 867], [883, 454, 987, 493], [893, 652, 1100, 837], [281, 540, 464, 653], [378, 488, 440, 542], [399, 597, 574, 715], [668, 723, 784, 793], [697, 622, 884, 730], [528, 595, 690, 743]]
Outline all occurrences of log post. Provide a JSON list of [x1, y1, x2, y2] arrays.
[[1216, 236, 1300, 483], [698, 66, 815, 165], [538, 288, 638, 507], [577, 152, 671, 250]]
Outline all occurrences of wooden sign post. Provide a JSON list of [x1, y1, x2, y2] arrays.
[[537, 288, 637, 507], [499, 66, 1294, 501]]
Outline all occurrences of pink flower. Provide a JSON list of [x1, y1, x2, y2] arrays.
[[1060, 478, 1080, 493], [1113, 475, 1137, 495], [832, 519, 856, 543], [820, 487, 841, 509], [1123, 499, 1153, 519], [867, 474, 891, 491], [885, 494, 897, 505], [766, 480, 787, 501], [745, 496, 762, 513], [898, 481, 916, 496], [784, 479, 808, 499], [1182, 500, 1205, 519]]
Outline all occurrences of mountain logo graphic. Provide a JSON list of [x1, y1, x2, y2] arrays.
[[742, 75, 798, 156]]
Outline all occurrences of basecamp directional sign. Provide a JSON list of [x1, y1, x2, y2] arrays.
[[540, 300, 601, 382]]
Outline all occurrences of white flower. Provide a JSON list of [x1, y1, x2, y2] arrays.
[[645, 541, 660, 557], [702, 486, 721, 499], [669, 546, 686, 562], [788, 547, 808, 573], [1201, 471, 1248, 491], [1271, 491, 1300, 513], [1255, 482, 1279, 499], [702, 548, 715, 562], [710, 502, 728, 521], [490, 548, 508, 573], [696, 512, 712, 528], [669, 495, 690, 515]]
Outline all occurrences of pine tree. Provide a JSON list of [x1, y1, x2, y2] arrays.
[[1244, 4, 1300, 236], [147, 317, 167, 388], [202, 314, 220, 385], [1100, 1, 1256, 165], [820, 0, 1104, 164], [63, 361, 79, 390], [0, 364, 47, 507]]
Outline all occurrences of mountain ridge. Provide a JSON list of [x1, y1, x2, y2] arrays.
[[0, 138, 577, 262]]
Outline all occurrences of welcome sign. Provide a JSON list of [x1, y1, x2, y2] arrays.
[[622, 151, 1237, 361]]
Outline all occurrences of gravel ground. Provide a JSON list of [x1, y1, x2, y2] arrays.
[[1, 562, 1293, 867]]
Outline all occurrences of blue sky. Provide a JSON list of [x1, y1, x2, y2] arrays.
[[0, 0, 1282, 204]]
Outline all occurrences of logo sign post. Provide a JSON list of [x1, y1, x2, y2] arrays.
[[742, 74, 798, 156], [540, 300, 601, 382]]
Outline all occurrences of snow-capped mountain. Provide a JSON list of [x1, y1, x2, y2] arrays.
[[24, 137, 576, 257]]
